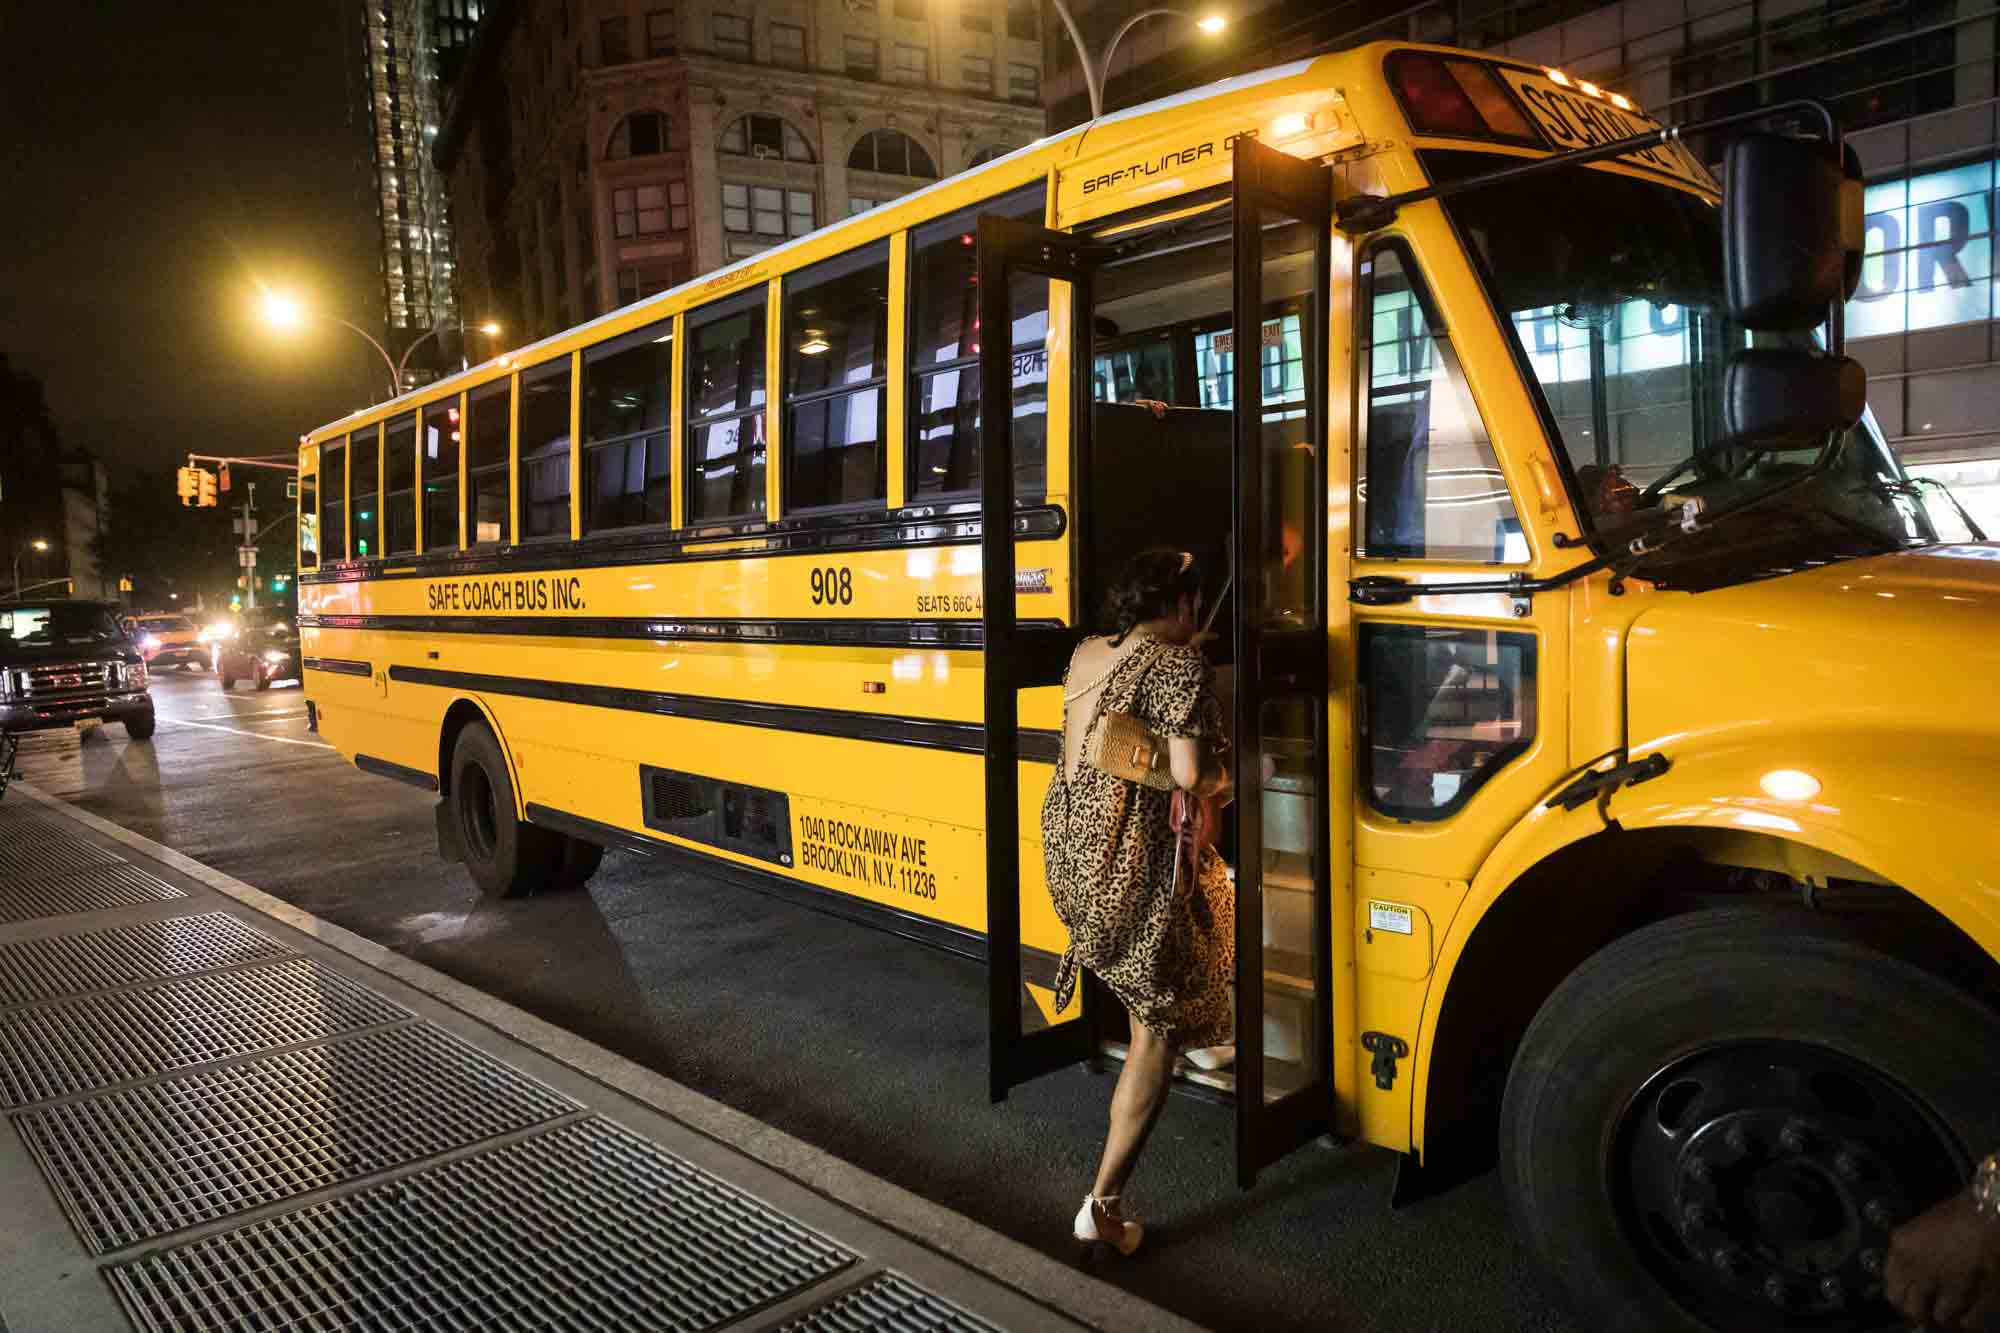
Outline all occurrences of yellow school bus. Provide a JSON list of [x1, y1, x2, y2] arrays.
[[295, 41, 2000, 1331]]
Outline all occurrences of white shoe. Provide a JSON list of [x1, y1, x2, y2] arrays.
[[1185, 1044, 1236, 1071], [1073, 1194, 1144, 1255]]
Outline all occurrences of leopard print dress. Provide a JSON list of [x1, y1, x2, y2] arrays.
[[1040, 637, 1235, 1049]]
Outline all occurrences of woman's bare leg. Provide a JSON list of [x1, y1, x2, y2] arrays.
[[1091, 1018, 1175, 1202]]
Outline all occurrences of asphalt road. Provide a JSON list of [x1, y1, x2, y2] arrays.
[[12, 670, 1580, 1333]]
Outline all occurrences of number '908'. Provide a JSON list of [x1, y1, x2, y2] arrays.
[[809, 568, 853, 606]]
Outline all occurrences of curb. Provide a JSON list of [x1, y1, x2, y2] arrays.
[[10, 779, 1208, 1333]]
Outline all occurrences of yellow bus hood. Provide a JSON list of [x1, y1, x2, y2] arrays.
[[1627, 544, 2000, 754]]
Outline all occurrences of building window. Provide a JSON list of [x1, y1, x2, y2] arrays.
[[613, 185, 670, 237], [467, 382, 510, 544], [421, 398, 460, 552], [848, 195, 882, 216], [845, 34, 879, 77], [909, 183, 1048, 498], [966, 144, 1012, 168], [616, 262, 684, 306], [961, 52, 991, 92], [686, 290, 769, 523], [583, 320, 675, 531], [785, 243, 891, 511], [646, 8, 675, 56], [848, 129, 936, 178], [771, 21, 805, 66], [894, 42, 928, 81], [384, 412, 418, 555], [599, 15, 629, 64], [718, 112, 815, 162], [607, 111, 669, 159], [722, 183, 815, 238], [1005, 0, 1035, 40], [519, 358, 573, 540], [713, 12, 751, 59], [962, 3, 990, 33], [1007, 61, 1038, 102]]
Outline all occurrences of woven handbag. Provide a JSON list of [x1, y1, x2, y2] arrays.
[[1083, 708, 1174, 790]]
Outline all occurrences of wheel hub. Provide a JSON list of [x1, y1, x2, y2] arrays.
[[1616, 1041, 1963, 1330]]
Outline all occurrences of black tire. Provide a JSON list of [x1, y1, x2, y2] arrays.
[[554, 836, 605, 888], [219, 674, 235, 690], [255, 675, 270, 692], [449, 722, 561, 899], [122, 713, 156, 741], [1501, 908, 2000, 1333]]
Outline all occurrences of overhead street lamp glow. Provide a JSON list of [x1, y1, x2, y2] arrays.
[[258, 287, 503, 401], [261, 292, 304, 331], [30, 540, 49, 553], [477, 321, 502, 337], [1049, 4, 1228, 120]]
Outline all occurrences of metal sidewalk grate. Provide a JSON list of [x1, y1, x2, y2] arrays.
[[0, 818, 126, 887], [775, 1274, 1005, 1333], [17, 1023, 582, 1252], [0, 957, 408, 1107], [0, 862, 187, 927], [0, 911, 291, 1008], [109, 1117, 856, 1333]]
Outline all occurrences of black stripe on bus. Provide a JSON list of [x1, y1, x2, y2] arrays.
[[301, 613, 995, 649], [298, 504, 1067, 585], [524, 802, 989, 960], [302, 656, 372, 677], [354, 753, 439, 791], [386, 664, 1062, 762]]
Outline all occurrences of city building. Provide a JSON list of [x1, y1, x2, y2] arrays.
[[1046, 0, 2000, 528], [355, 0, 484, 388], [432, 0, 1047, 343], [55, 451, 111, 601]]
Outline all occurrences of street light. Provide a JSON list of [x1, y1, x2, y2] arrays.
[[11, 538, 49, 599], [260, 291, 503, 400], [1048, 3, 1228, 120], [397, 319, 504, 379]]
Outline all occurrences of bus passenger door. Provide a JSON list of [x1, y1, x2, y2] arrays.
[[979, 214, 1094, 1101], [1230, 136, 1338, 1185]]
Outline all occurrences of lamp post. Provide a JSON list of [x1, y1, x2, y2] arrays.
[[1048, 3, 1227, 121], [11, 538, 49, 599], [399, 320, 504, 379], [261, 293, 501, 401]]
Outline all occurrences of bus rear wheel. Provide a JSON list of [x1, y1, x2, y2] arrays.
[[449, 722, 560, 899], [1500, 907, 1999, 1333]]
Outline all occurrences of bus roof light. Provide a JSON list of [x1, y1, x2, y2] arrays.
[[1389, 52, 1536, 142], [1546, 67, 1571, 86]]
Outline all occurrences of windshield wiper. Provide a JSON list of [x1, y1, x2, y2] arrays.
[[1858, 478, 1987, 542]]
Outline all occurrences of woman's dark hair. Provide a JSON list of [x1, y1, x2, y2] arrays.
[[1102, 548, 1200, 643]]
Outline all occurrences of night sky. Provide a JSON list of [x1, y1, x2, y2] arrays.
[[5, 2, 386, 475]]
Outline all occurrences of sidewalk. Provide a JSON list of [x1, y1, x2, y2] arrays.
[[0, 780, 1206, 1333]]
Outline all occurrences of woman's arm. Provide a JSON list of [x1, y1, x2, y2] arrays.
[[1168, 737, 1232, 797]]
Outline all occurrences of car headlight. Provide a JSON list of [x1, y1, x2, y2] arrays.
[[263, 649, 290, 664], [141, 635, 161, 652]]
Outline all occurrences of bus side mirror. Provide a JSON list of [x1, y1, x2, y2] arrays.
[[1723, 133, 1863, 331], [1724, 349, 1866, 443]]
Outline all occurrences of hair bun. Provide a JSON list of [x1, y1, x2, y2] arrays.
[[1101, 547, 1201, 642]]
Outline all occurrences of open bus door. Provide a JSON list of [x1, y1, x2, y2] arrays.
[[980, 138, 1340, 1187]]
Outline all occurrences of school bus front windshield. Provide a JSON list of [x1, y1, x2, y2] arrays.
[[1430, 151, 1934, 587]]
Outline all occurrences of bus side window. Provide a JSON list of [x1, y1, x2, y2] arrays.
[[908, 181, 1047, 502], [298, 471, 320, 570], [351, 424, 380, 561], [319, 440, 346, 562], [687, 287, 770, 524], [467, 381, 511, 545], [582, 319, 674, 532], [1358, 243, 1521, 563], [784, 241, 890, 513], [422, 398, 461, 552], [385, 411, 418, 555], [520, 357, 574, 539], [1361, 624, 1536, 819]]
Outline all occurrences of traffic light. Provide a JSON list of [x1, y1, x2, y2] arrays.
[[197, 468, 218, 507], [177, 467, 199, 505], [218, 462, 231, 493]]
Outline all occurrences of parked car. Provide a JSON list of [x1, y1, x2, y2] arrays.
[[216, 618, 301, 691], [130, 612, 205, 671], [0, 600, 155, 738]]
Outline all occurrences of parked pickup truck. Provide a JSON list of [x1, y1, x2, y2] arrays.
[[0, 600, 155, 738]]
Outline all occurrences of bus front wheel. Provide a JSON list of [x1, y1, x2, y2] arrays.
[[449, 722, 561, 899], [1500, 907, 1999, 1333]]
